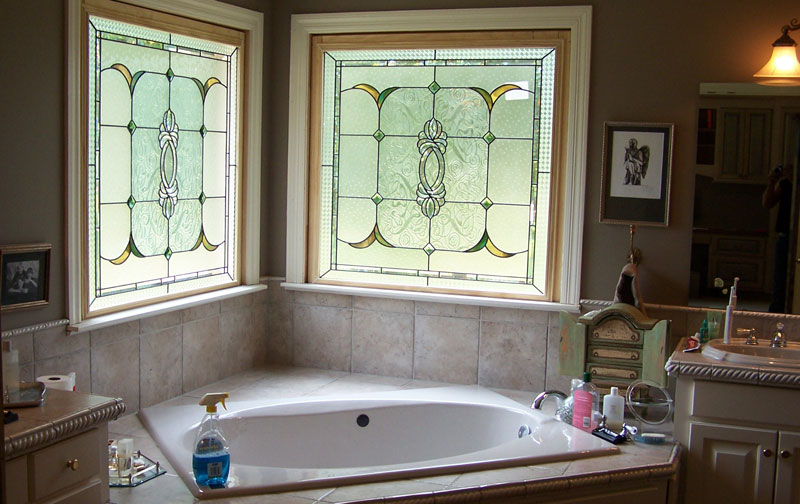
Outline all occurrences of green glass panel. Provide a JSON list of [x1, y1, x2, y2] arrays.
[[377, 136, 418, 200], [339, 136, 378, 197], [380, 89, 432, 136], [99, 202, 131, 259], [99, 125, 131, 204], [328, 49, 435, 62], [443, 138, 486, 202], [201, 197, 226, 245], [170, 77, 203, 130], [92, 15, 170, 44], [131, 129, 161, 201], [170, 33, 235, 56], [377, 200, 429, 248], [177, 131, 202, 199], [321, 54, 336, 166], [435, 65, 535, 98], [337, 197, 376, 244], [337, 239, 428, 270], [100, 68, 132, 126], [429, 249, 527, 279], [430, 203, 485, 251], [169, 200, 202, 252], [100, 37, 170, 76], [488, 139, 532, 205], [318, 162, 333, 275], [131, 202, 168, 256], [486, 204, 529, 253], [340, 90, 378, 135], [202, 132, 227, 197], [204, 82, 227, 133], [437, 47, 553, 60], [434, 88, 487, 137], [491, 87, 534, 139], [131, 73, 169, 128], [339, 65, 434, 91]]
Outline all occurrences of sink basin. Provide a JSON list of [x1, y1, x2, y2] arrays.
[[702, 337, 800, 368]]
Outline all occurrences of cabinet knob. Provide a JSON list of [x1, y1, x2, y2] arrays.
[[66, 458, 79, 471], [763, 449, 773, 458], [781, 450, 792, 459]]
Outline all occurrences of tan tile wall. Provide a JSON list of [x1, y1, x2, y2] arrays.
[[11, 289, 268, 414], [264, 280, 570, 394]]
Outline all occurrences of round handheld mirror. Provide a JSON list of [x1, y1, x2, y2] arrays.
[[625, 380, 673, 425]]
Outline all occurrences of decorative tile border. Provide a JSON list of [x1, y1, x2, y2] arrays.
[[375, 446, 680, 503], [5, 397, 125, 459], [667, 346, 800, 389]]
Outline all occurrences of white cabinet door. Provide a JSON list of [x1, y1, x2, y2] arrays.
[[687, 422, 777, 504], [775, 431, 800, 504]]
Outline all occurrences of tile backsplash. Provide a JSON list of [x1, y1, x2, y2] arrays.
[[14, 279, 781, 415]]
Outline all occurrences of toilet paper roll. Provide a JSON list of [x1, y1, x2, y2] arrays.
[[37, 372, 76, 391]]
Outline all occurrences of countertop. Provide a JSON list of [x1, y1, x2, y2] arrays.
[[4, 388, 126, 460], [665, 337, 800, 388], [109, 365, 680, 504]]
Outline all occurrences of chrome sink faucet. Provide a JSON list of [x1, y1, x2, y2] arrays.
[[738, 328, 758, 345], [532, 390, 567, 409], [771, 322, 787, 348]]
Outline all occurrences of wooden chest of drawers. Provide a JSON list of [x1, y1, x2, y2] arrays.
[[559, 303, 669, 394]]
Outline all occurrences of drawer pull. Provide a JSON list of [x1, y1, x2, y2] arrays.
[[781, 450, 792, 459], [763, 449, 773, 458], [67, 458, 79, 471]]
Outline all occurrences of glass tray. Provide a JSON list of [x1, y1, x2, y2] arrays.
[[3, 381, 46, 408], [109, 451, 167, 487]]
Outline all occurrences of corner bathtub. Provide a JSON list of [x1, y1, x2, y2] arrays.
[[139, 386, 619, 499]]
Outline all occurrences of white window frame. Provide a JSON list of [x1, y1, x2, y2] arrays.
[[66, 0, 263, 327], [285, 6, 591, 310]]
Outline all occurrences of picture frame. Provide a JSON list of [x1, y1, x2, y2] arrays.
[[1, 243, 51, 312], [599, 122, 674, 226]]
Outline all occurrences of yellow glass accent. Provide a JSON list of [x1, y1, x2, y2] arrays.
[[348, 223, 394, 249]]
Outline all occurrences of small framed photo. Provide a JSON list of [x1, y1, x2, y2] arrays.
[[600, 122, 674, 227], [1, 243, 51, 312]]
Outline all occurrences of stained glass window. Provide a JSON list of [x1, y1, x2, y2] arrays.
[[87, 15, 240, 313], [315, 47, 556, 298]]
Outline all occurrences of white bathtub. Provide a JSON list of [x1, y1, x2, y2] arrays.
[[139, 386, 619, 499]]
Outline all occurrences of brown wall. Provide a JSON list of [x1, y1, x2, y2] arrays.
[[1, 0, 797, 330]]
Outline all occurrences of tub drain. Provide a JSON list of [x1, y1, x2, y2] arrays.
[[357, 414, 370, 427]]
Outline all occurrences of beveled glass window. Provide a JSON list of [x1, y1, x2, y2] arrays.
[[87, 15, 241, 314], [311, 42, 561, 299]]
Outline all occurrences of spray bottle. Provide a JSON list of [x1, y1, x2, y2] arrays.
[[193, 393, 230, 488]]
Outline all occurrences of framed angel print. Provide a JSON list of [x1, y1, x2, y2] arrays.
[[600, 122, 674, 227]]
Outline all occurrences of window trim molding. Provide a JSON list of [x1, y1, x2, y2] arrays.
[[66, 0, 263, 324], [286, 6, 591, 306]]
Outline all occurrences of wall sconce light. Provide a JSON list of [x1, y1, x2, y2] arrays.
[[754, 18, 800, 85]]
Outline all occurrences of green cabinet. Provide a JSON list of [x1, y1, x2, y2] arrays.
[[559, 303, 669, 394]]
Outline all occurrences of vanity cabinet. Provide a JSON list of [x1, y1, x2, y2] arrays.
[[6, 426, 107, 504], [675, 378, 800, 504]]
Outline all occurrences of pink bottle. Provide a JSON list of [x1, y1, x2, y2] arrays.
[[571, 372, 600, 432]]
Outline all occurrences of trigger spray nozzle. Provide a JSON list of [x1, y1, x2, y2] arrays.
[[199, 392, 228, 413]]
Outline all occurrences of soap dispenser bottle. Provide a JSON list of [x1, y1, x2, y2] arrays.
[[193, 393, 230, 488], [571, 372, 600, 433]]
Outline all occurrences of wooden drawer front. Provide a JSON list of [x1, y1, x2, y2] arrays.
[[40, 479, 103, 504], [588, 345, 641, 363], [588, 364, 639, 381], [30, 428, 101, 501], [690, 380, 800, 427], [5, 456, 28, 504], [590, 318, 641, 344]]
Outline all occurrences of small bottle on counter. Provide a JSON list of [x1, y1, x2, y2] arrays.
[[602, 386, 625, 431]]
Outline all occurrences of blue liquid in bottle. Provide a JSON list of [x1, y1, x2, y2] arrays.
[[192, 451, 230, 488], [193, 436, 230, 488]]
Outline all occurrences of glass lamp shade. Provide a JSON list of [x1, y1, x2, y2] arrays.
[[754, 45, 800, 85]]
